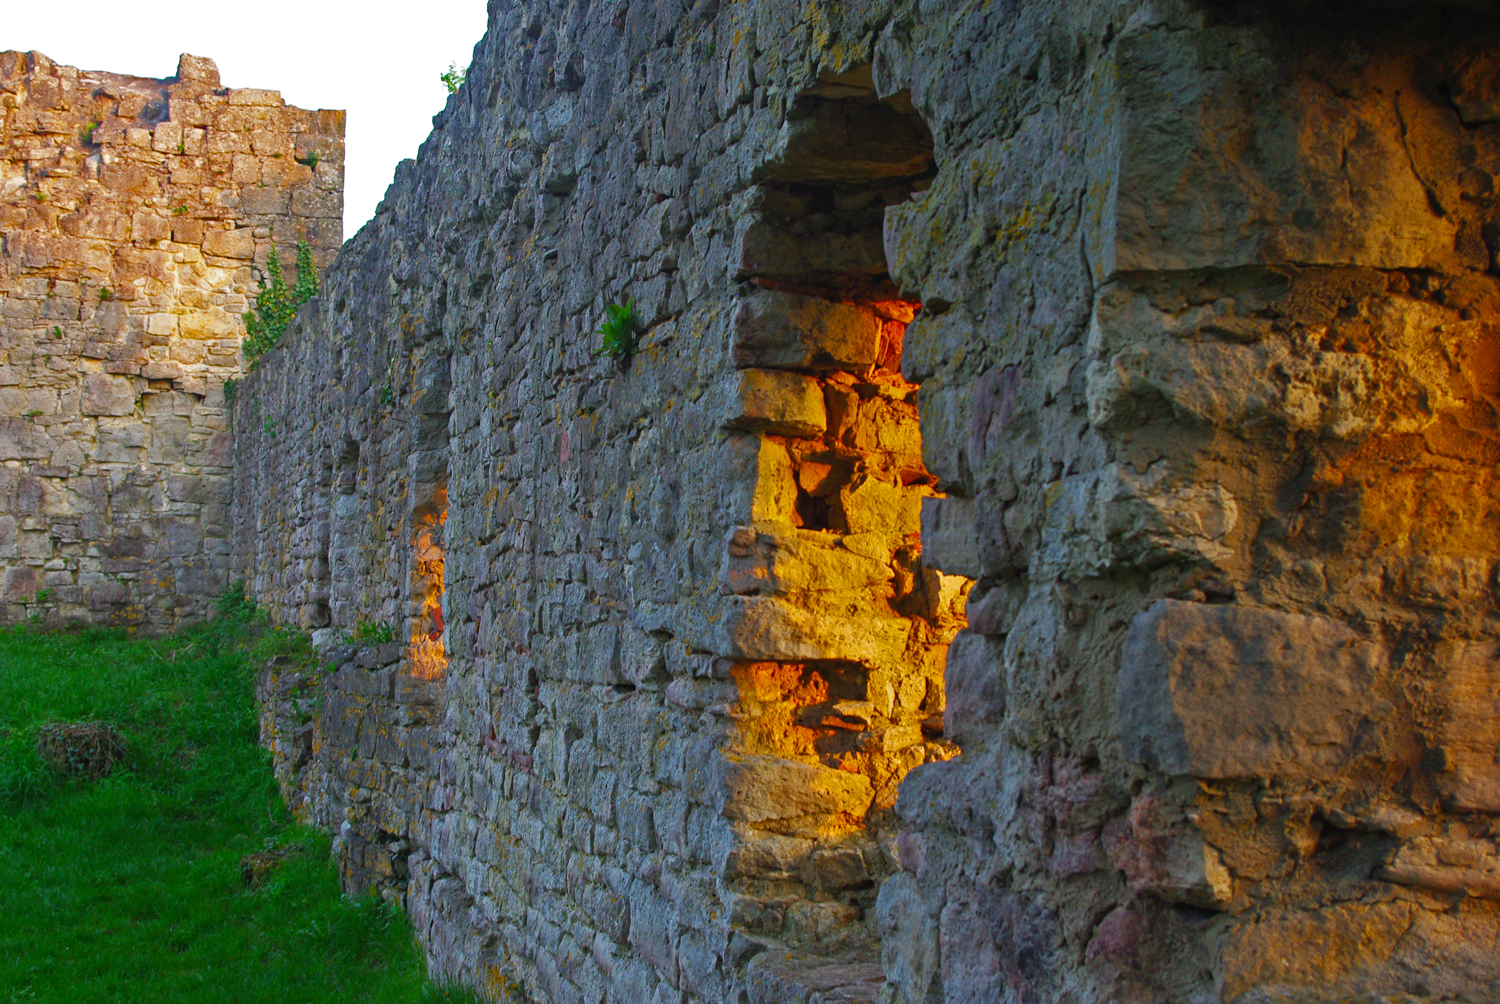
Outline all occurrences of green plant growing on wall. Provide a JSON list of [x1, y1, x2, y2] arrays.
[[99, 287, 111, 300], [352, 620, 395, 644], [440, 62, 466, 94], [244, 241, 319, 365], [594, 298, 641, 369], [172, 204, 189, 216], [81, 120, 100, 145], [51, 326, 62, 339]]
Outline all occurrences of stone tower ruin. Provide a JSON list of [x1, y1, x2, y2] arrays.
[[0, 50, 342, 627], [10, 0, 1500, 1001]]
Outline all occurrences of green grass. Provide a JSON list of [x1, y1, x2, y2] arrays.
[[0, 595, 480, 1004]]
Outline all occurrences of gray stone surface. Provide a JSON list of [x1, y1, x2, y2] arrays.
[[1118, 599, 1388, 779], [227, 2, 1500, 1002]]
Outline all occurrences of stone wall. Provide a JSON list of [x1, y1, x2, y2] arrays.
[[241, 1, 1500, 1002], [0, 50, 342, 628]]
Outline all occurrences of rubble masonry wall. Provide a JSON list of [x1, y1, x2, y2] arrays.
[[242, 0, 1500, 1001], [0, 50, 342, 628]]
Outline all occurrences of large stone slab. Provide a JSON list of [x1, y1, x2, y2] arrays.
[[1433, 641, 1500, 812], [1118, 600, 1387, 779], [717, 754, 874, 830], [731, 291, 882, 371]]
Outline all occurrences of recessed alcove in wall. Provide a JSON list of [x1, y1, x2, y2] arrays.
[[408, 481, 448, 680], [307, 454, 334, 630], [328, 438, 363, 632], [721, 66, 972, 945], [405, 350, 452, 681]]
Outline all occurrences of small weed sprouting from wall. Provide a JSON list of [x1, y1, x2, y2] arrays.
[[594, 298, 641, 370], [352, 620, 395, 644], [244, 241, 319, 366], [440, 62, 466, 94]]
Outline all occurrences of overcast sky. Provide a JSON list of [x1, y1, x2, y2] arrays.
[[6, 1, 491, 241]]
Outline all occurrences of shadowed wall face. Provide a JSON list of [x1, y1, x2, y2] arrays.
[[241, 1, 1500, 1002], [0, 50, 342, 628]]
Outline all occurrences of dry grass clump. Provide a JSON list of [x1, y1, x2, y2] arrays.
[[240, 845, 306, 888], [36, 721, 127, 779]]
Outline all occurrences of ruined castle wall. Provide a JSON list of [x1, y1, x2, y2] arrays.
[[887, 4, 1500, 1002], [243, 1, 1500, 1002], [0, 50, 342, 628]]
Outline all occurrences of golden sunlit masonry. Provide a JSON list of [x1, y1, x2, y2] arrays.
[[7, 2, 1500, 1001]]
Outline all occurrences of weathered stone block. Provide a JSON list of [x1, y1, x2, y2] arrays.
[[919, 495, 979, 578], [721, 527, 892, 597], [95, 420, 147, 463], [3, 565, 37, 599], [1118, 600, 1388, 779], [719, 369, 827, 437], [1217, 901, 1500, 1002], [1381, 836, 1500, 899], [840, 476, 922, 536], [80, 373, 135, 416], [178, 309, 239, 340], [731, 291, 881, 371], [132, 212, 170, 243], [1433, 641, 1500, 812], [228, 88, 282, 107], [1088, 27, 1456, 276], [942, 632, 1005, 747], [718, 594, 911, 667], [201, 228, 255, 260], [876, 872, 940, 1004], [176, 53, 220, 87], [717, 754, 874, 832], [939, 885, 1057, 1004]]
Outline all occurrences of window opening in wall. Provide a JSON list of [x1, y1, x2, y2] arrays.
[[310, 455, 333, 629], [720, 67, 972, 944], [405, 353, 452, 681], [408, 484, 448, 680], [328, 439, 362, 630]]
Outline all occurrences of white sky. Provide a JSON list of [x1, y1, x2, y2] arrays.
[[5, 1, 491, 240]]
